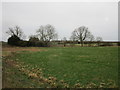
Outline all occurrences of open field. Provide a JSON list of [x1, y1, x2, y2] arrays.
[[2, 46, 119, 88]]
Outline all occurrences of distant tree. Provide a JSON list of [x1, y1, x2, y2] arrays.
[[63, 37, 67, 47], [96, 36, 103, 46], [70, 32, 77, 41], [6, 26, 25, 39], [70, 33, 77, 47], [36, 24, 58, 46], [88, 34, 95, 46], [70, 26, 91, 46]]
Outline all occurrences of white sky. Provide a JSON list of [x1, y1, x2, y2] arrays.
[[2, 2, 118, 41]]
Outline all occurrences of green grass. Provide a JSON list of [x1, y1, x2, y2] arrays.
[[13, 47, 118, 87]]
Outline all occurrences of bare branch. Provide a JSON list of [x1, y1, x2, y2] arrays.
[[6, 26, 24, 39], [36, 24, 58, 42]]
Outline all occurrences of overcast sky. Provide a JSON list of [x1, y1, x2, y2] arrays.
[[2, 2, 118, 41]]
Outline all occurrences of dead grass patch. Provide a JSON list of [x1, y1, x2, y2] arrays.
[[2, 47, 47, 56], [2, 47, 43, 52]]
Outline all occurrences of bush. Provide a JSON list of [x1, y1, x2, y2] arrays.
[[18, 41, 29, 47], [28, 41, 36, 47], [27, 41, 50, 47], [36, 41, 50, 47], [35, 41, 44, 47], [99, 43, 113, 46], [8, 35, 20, 46], [28, 37, 50, 47]]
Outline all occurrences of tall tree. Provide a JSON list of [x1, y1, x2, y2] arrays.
[[6, 26, 25, 39], [36, 24, 58, 46], [71, 26, 91, 46]]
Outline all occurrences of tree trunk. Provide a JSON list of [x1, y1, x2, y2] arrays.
[[81, 40, 83, 47]]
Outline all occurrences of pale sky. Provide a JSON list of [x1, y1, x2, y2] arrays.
[[2, 2, 118, 41]]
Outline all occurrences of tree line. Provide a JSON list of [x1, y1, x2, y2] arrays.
[[6, 24, 103, 47]]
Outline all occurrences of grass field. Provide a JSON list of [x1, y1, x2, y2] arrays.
[[2, 46, 119, 88]]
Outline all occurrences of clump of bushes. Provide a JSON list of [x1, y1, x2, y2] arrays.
[[7, 35, 51, 47], [28, 41, 50, 47], [18, 40, 29, 47]]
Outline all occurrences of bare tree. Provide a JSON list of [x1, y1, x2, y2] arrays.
[[36, 24, 58, 46], [70, 32, 77, 47], [63, 37, 67, 47], [6, 26, 25, 39], [70, 31, 77, 41], [45, 24, 58, 41], [96, 36, 103, 46], [71, 26, 91, 46], [88, 34, 95, 46]]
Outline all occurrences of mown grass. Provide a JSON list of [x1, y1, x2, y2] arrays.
[[13, 47, 118, 87]]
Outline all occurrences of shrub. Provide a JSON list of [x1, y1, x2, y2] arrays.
[[28, 41, 36, 47], [118, 42, 120, 46], [99, 43, 113, 46], [8, 35, 20, 46], [36, 41, 50, 47], [18, 41, 29, 47]]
